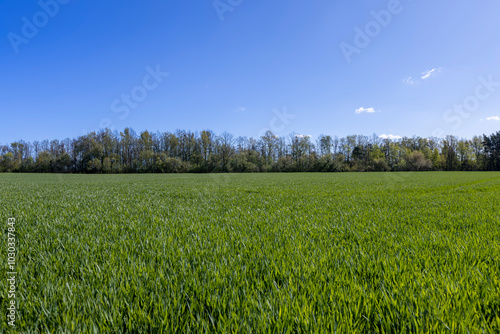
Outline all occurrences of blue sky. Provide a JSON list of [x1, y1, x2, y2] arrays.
[[1, 0, 500, 144]]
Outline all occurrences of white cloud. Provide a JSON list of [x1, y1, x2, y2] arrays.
[[294, 134, 311, 138], [486, 116, 500, 121], [355, 107, 376, 114], [421, 68, 441, 80], [379, 134, 402, 140], [404, 68, 442, 85], [403, 77, 415, 85], [235, 107, 246, 112]]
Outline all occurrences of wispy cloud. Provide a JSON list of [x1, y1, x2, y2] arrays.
[[404, 68, 441, 85], [421, 68, 441, 80], [235, 107, 246, 112], [379, 134, 402, 140], [355, 107, 376, 114], [403, 77, 415, 85], [294, 134, 311, 138], [486, 116, 500, 121]]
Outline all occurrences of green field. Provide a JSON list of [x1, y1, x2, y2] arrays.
[[1, 172, 500, 333]]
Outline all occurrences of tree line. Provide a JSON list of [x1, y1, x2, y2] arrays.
[[1, 128, 499, 173]]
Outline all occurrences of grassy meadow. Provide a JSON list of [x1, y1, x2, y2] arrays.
[[1, 172, 500, 332]]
